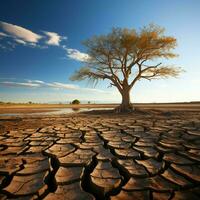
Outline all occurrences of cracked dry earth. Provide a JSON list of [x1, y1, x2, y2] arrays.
[[0, 111, 200, 200]]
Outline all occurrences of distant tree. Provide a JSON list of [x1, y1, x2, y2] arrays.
[[70, 24, 183, 112], [88, 101, 91, 104], [72, 99, 80, 104], [28, 101, 32, 104]]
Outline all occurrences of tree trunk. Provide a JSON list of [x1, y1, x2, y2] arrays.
[[115, 88, 133, 113]]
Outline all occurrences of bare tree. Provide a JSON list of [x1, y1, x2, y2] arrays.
[[70, 24, 183, 112]]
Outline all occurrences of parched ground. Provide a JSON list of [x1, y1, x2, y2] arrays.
[[0, 109, 200, 200]]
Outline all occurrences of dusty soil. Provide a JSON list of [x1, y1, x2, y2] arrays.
[[0, 103, 200, 114], [0, 107, 200, 199]]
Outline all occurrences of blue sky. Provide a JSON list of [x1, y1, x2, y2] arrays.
[[0, 0, 200, 103]]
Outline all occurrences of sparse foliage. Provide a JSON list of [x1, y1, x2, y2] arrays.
[[71, 24, 183, 112]]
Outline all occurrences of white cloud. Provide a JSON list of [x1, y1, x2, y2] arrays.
[[27, 80, 45, 84], [14, 39, 27, 45], [33, 80, 45, 84], [46, 82, 79, 90], [0, 21, 88, 62], [0, 79, 109, 94], [0, 21, 67, 50], [0, 21, 42, 43], [0, 81, 40, 87], [0, 32, 9, 37], [43, 31, 63, 46], [66, 48, 90, 62]]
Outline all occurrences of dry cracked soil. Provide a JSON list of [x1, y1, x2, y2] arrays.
[[0, 109, 200, 200]]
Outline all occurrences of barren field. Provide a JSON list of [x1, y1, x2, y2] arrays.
[[0, 103, 200, 114], [0, 105, 200, 200]]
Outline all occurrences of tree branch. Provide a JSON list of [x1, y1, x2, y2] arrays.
[[129, 62, 162, 88]]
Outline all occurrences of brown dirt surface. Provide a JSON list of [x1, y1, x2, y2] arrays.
[[0, 106, 200, 199], [0, 103, 200, 114]]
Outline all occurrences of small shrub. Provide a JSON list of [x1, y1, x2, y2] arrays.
[[72, 99, 80, 104]]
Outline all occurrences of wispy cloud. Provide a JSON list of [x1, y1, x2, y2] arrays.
[[0, 21, 42, 43], [0, 79, 110, 93], [0, 32, 9, 37], [0, 81, 40, 88], [14, 38, 27, 45], [27, 80, 45, 84], [48, 82, 79, 89], [0, 21, 90, 63], [43, 31, 66, 46], [0, 21, 66, 49], [66, 48, 90, 62]]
